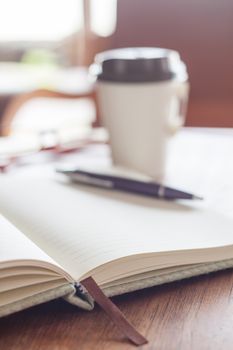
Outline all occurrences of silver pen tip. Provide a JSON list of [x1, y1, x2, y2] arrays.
[[192, 195, 204, 200]]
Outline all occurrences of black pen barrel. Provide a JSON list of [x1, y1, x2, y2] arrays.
[[56, 169, 202, 200]]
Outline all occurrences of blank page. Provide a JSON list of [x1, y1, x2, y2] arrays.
[[0, 177, 233, 284], [0, 214, 57, 269]]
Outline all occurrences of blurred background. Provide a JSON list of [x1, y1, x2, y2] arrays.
[[0, 0, 232, 143]]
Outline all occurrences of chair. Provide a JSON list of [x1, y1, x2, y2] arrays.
[[0, 87, 100, 137]]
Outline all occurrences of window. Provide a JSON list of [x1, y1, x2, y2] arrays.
[[0, 0, 118, 42], [0, 0, 83, 42]]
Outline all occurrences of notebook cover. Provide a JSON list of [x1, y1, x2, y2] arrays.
[[0, 283, 94, 318]]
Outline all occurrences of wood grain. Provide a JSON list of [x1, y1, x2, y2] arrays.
[[1, 270, 233, 349]]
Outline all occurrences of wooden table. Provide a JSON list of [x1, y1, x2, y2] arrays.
[[1, 269, 233, 349]]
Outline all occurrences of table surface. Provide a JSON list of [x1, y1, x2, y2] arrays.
[[1, 128, 233, 350], [1, 269, 233, 350]]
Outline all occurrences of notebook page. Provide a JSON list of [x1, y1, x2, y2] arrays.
[[0, 177, 233, 284], [0, 279, 67, 307], [0, 214, 58, 268], [165, 128, 233, 218]]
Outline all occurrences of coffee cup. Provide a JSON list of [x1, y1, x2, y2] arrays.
[[90, 47, 189, 180]]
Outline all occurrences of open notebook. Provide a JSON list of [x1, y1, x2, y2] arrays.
[[1, 128, 233, 318]]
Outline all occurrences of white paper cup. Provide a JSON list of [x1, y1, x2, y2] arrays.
[[91, 47, 189, 180]]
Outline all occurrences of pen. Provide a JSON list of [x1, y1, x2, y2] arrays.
[[56, 167, 203, 200]]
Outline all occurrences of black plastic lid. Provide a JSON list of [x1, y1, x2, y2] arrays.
[[90, 47, 188, 83]]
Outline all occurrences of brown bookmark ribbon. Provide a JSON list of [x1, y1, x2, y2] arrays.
[[81, 277, 148, 346]]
